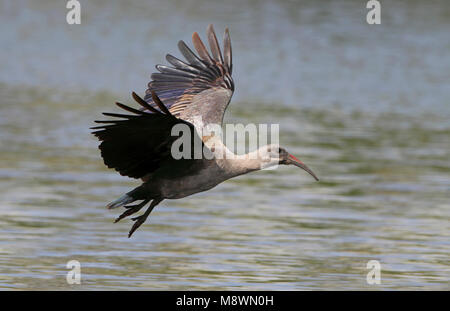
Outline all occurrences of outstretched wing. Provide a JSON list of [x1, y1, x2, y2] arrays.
[[143, 24, 234, 129], [91, 92, 202, 179]]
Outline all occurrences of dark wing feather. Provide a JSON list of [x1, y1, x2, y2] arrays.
[[143, 24, 234, 127], [223, 28, 232, 74], [192, 32, 214, 65], [92, 92, 202, 179], [207, 24, 223, 64]]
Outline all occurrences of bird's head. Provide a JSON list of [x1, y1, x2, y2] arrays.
[[260, 144, 319, 181]]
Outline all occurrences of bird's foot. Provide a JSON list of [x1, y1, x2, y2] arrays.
[[127, 198, 163, 238], [114, 199, 149, 223], [128, 214, 149, 238]]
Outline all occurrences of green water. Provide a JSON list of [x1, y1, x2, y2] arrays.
[[0, 0, 449, 290]]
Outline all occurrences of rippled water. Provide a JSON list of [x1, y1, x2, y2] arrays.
[[0, 0, 449, 290]]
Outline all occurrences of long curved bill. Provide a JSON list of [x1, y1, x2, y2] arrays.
[[288, 154, 319, 181]]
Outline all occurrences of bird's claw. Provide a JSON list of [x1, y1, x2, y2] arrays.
[[114, 200, 149, 223], [114, 206, 140, 223], [128, 214, 148, 238], [124, 203, 140, 209], [114, 207, 137, 223], [121, 198, 162, 238]]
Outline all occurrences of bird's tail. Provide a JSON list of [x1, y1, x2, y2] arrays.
[[106, 185, 148, 209]]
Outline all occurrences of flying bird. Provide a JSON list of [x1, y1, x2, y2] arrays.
[[92, 25, 319, 237]]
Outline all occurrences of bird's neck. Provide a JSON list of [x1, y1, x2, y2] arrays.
[[223, 148, 272, 178], [205, 139, 273, 178]]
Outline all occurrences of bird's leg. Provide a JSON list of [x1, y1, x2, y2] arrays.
[[114, 199, 150, 223], [128, 198, 163, 238]]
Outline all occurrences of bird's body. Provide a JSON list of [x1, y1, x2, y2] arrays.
[[92, 25, 319, 237], [143, 158, 224, 200], [111, 142, 276, 202]]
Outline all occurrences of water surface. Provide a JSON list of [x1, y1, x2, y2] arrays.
[[0, 0, 449, 290]]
